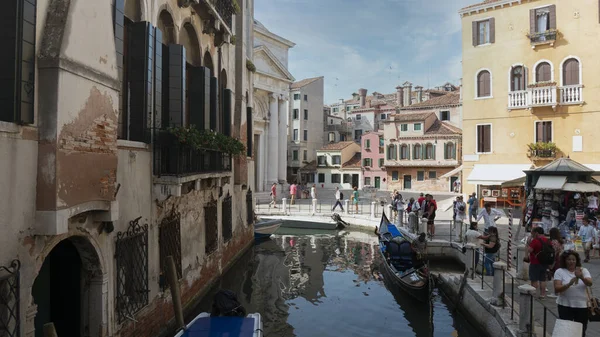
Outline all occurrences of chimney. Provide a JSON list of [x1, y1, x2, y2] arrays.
[[415, 86, 423, 102], [403, 82, 412, 106], [395, 85, 404, 107], [358, 88, 367, 107]]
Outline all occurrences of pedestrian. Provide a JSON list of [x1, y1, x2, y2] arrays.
[[424, 194, 437, 239], [553, 250, 593, 336], [289, 182, 297, 205], [454, 196, 467, 240], [394, 191, 405, 226], [468, 193, 478, 222], [310, 184, 317, 200], [269, 182, 277, 208], [417, 193, 426, 218], [577, 215, 596, 262], [547, 227, 564, 296], [465, 222, 482, 266], [352, 186, 359, 213], [476, 203, 504, 231], [332, 187, 344, 212], [527, 227, 551, 298], [479, 226, 499, 276]]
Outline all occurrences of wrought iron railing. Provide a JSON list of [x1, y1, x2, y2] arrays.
[[529, 149, 556, 159], [208, 0, 237, 29], [205, 200, 218, 254], [153, 131, 232, 177], [222, 194, 233, 242], [246, 189, 253, 225], [0, 260, 20, 337], [115, 217, 149, 323], [159, 212, 182, 290], [528, 29, 557, 44]]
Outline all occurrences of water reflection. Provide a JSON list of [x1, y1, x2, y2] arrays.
[[187, 230, 481, 337]]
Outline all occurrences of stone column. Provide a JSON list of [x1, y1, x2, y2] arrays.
[[517, 244, 528, 280], [465, 243, 476, 279], [267, 94, 279, 186], [518, 285, 536, 335], [491, 261, 507, 306], [344, 200, 350, 215], [278, 96, 288, 183], [371, 201, 376, 218]]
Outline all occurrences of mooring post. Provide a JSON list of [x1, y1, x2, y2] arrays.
[[465, 243, 476, 279], [518, 284, 536, 335], [344, 200, 350, 215], [43, 323, 58, 337], [370, 202, 376, 218], [167, 256, 186, 331], [491, 261, 507, 306], [516, 244, 528, 280], [281, 198, 288, 214]]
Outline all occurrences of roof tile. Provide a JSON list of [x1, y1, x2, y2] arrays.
[[400, 92, 460, 110], [291, 76, 323, 89], [318, 141, 356, 151], [342, 153, 362, 169]]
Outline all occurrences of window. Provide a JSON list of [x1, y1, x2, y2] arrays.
[[307, 174, 315, 183], [400, 145, 409, 160], [304, 94, 308, 101], [333, 107, 338, 112], [472, 18, 495, 46], [378, 158, 384, 167], [304, 109, 308, 120], [293, 109, 299, 119], [293, 129, 299, 141], [363, 158, 372, 167], [379, 137, 384, 147], [413, 144, 422, 160], [332, 155, 341, 165], [381, 114, 387, 120], [346, 106, 351, 112], [531, 6, 556, 34], [365, 139, 371, 149], [343, 174, 351, 183], [354, 130, 363, 140], [535, 62, 552, 82], [364, 177, 371, 186], [332, 174, 341, 184], [379, 147, 384, 154], [292, 150, 298, 161], [425, 144, 435, 160], [328, 132, 335, 142], [510, 66, 526, 91], [476, 124, 492, 153], [417, 171, 425, 181], [330, 119, 333, 124], [414, 123, 422, 131], [318, 155, 326, 166], [1, 0, 36, 124], [303, 150, 307, 161], [562, 58, 580, 86], [293, 93, 300, 100], [444, 142, 456, 160], [392, 171, 399, 181], [303, 130, 307, 141], [387, 145, 397, 160], [356, 114, 362, 120], [429, 171, 437, 179], [440, 111, 450, 121], [318, 173, 325, 183], [535, 121, 552, 143], [477, 70, 491, 97], [401, 124, 408, 131]]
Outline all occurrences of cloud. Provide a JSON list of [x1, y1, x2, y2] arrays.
[[255, 0, 473, 103]]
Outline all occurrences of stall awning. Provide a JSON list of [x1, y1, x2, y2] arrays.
[[501, 176, 526, 187], [467, 164, 533, 185], [562, 182, 600, 193], [534, 176, 567, 190]]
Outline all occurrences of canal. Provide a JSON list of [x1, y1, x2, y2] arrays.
[[184, 229, 484, 337]]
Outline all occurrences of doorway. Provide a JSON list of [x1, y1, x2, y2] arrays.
[[352, 174, 359, 188], [450, 176, 458, 192], [374, 177, 381, 189], [403, 175, 411, 190]]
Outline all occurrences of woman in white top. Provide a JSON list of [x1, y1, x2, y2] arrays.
[[553, 250, 593, 336], [310, 184, 317, 199]]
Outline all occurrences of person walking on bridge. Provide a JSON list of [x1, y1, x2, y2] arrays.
[[332, 187, 344, 212]]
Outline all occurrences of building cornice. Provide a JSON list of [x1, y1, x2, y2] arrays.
[[254, 26, 296, 48], [253, 45, 295, 82], [459, 0, 532, 17]]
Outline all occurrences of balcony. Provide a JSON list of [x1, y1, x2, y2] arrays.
[[527, 142, 558, 161], [529, 86, 557, 109], [194, 0, 238, 35], [507, 85, 557, 110], [528, 29, 557, 49], [559, 85, 584, 105]]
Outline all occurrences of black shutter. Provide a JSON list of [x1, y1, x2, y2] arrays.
[[153, 28, 163, 130], [210, 77, 218, 131], [114, 0, 125, 80], [223, 89, 232, 136], [189, 66, 210, 130], [246, 107, 253, 157], [166, 44, 186, 127], [0, 1, 19, 122], [127, 22, 153, 142]]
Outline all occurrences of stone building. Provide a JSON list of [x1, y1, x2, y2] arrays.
[[315, 142, 362, 189], [360, 131, 387, 189], [250, 20, 294, 192], [0, 0, 254, 336]]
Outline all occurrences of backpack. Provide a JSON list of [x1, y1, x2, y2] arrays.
[[536, 238, 555, 265], [486, 236, 501, 253], [339, 192, 344, 200]]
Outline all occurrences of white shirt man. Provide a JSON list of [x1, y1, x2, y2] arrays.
[[476, 206, 505, 230]]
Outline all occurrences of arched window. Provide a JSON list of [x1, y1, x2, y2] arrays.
[[387, 144, 397, 160], [535, 62, 552, 82], [562, 58, 580, 86], [444, 142, 456, 160], [425, 144, 435, 160], [510, 66, 526, 91], [400, 145, 409, 160], [413, 144, 422, 160], [477, 70, 491, 97]]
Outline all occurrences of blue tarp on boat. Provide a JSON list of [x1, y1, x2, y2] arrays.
[[181, 317, 255, 337], [379, 212, 402, 238]]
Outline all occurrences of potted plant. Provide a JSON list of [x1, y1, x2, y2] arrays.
[[527, 81, 557, 89], [527, 142, 558, 158], [168, 125, 246, 156]]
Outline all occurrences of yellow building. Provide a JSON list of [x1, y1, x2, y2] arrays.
[[460, 0, 600, 202]]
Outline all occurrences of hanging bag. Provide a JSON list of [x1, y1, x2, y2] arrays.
[[587, 286, 600, 322]]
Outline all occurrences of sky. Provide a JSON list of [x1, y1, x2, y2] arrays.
[[254, 0, 475, 104]]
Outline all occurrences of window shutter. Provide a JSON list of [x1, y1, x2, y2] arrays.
[[472, 21, 478, 46], [444, 144, 448, 159], [432, 144, 436, 160], [153, 28, 163, 130], [165, 44, 186, 127], [485, 125, 491, 152], [477, 125, 483, 152], [0, 1, 18, 122], [489, 18, 495, 43], [452, 143, 457, 159], [113, 0, 125, 81], [530, 9, 536, 33], [188, 67, 209, 130], [421, 144, 425, 160], [223, 89, 232, 137], [247, 107, 253, 157], [210, 77, 218, 131], [549, 5, 556, 30], [127, 22, 153, 142], [536, 122, 543, 143]]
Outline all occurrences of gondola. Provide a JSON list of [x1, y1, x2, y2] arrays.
[[377, 212, 431, 302]]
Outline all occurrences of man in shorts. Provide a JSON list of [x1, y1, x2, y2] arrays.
[[527, 227, 549, 298]]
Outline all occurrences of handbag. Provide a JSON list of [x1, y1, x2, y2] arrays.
[[586, 287, 600, 322]]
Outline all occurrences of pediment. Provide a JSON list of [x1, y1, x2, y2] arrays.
[[253, 46, 294, 82]]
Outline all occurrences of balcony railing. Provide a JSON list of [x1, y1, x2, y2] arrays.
[[153, 131, 231, 177], [528, 29, 557, 47], [529, 149, 556, 159], [325, 124, 351, 133], [559, 85, 583, 105], [530, 86, 557, 107], [508, 90, 528, 109], [208, 0, 236, 30]]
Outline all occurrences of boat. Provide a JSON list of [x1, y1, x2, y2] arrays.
[[254, 218, 282, 240], [259, 215, 344, 230], [377, 212, 431, 302], [174, 312, 262, 337]]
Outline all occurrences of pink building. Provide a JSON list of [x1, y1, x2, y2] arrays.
[[361, 131, 387, 189]]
